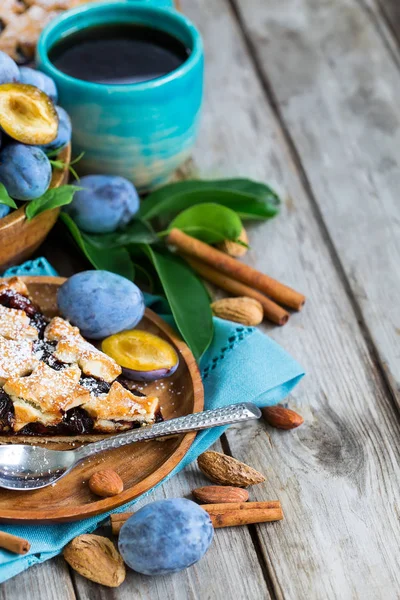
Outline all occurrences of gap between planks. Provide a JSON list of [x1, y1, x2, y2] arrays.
[[227, 0, 400, 424], [355, 0, 400, 70], [220, 434, 283, 600], [367, 0, 400, 53]]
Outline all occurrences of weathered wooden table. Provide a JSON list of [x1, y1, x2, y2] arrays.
[[3, 0, 400, 597]]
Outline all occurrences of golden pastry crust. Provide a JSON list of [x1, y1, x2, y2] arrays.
[[0, 304, 38, 341], [83, 381, 159, 425], [0, 6, 61, 62], [0, 277, 30, 298], [22, 0, 94, 9], [0, 336, 38, 385], [4, 362, 90, 429], [45, 317, 122, 382], [0, 1, 97, 63]]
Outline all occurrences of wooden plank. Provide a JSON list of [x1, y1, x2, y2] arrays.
[[231, 0, 400, 410], [178, 0, 400, 598], [0, 557, 75, 600], [375, 0, 400, 40], [72, 442, 270, 600]]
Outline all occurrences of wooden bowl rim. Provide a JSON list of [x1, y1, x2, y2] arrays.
[[0, 276, 204, 522], [0, 143, 71, 233]]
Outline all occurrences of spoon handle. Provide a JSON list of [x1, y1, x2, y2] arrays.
[[74, 403, 261, 461]]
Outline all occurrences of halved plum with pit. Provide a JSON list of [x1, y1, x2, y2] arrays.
[[102, 330, 179, 382], [0, 83, 58, 145]]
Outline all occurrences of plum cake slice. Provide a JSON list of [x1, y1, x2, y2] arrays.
[[82, 381, 159, 433], [44, 317, 121, 383], [3, 362, 90, 431], [0, 277, 161, 441]]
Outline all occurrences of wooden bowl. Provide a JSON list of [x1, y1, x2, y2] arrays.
[[0, 276, 204, 523], [0, 144, 71, 272]]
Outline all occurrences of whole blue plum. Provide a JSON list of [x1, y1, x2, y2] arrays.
[[40, 106, 71, 152], [119, 499, 214, 575], [0, 52, 19, 84], [64, 175, 140, 233], [57, 270, 145, 339], [0, 204, 10, 219], [19, 67, 58, 103], [0, 144, 51, 200]]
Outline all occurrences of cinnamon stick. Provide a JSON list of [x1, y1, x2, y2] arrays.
[[202, 501, 281, 512], [186, 257, 289, 325], [167, 229, 306, 311], [209, 508, 283, 528], [111, 501, 283, 534], [0, 531, 30, 554]]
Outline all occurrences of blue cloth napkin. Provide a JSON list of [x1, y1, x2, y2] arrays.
[[0, 258, 304, 582]]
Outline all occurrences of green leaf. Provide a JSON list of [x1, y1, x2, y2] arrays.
[[0, 183, 17, 209], [167, 203, 243, 244], [26, 185, 82, 221], [143, 245, 213, 360], [87, 219, 157, 249], [132, 262, 155, 292], [60, 213, 135, 281], [139, 179, 280, 222], [45, 146, 67, 158]]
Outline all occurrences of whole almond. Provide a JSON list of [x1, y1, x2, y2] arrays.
[[198, 451, 265, 488], [89, 469, 124, 497], [63, 534, 125, 587], [262, 406, 304, 430], [217, 227, 249, 257], [211, 297, 263, 326], [192, 485, 249, 504]]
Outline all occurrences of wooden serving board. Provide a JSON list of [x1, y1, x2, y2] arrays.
[[0, 276, 204, 523]]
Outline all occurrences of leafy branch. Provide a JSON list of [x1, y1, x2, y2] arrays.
[[60, 177, 281, 359]]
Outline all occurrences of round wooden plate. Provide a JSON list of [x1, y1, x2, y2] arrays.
[[0, 276, 204, 523]]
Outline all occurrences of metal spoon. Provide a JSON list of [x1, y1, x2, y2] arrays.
[[0, 403, 261, 491]]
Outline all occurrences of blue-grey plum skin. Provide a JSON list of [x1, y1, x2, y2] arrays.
[[0, 144, 51, 200], [57, 270, 145, 339], [122, 362, 179, 382], [119, 499, 214, 575], [40, 106, 71, 152], [64, 174, 140, 234], [0, 204, 10, 219], [0, 52, 19, 84], [19, 67, 58, 103]]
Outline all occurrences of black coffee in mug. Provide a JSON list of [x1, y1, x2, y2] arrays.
[[49, 23, 190, 84]]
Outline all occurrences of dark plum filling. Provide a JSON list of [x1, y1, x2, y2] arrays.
[[30, 312, 50, 338], [0, 289, 49, 338], [79, 375, 111, 395], [154, 409, 164, 423], [19, 407, 95, 436], [33, 340, 65, 371], [0, 289, 39, 316], [117, 375, 146, 397], [0, 390, 14, 432]]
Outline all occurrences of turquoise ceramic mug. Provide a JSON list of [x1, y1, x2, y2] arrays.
[[36, 1, 204, 191]]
